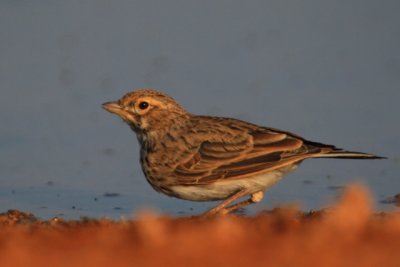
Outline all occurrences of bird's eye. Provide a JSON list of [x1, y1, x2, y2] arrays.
[[138, 101, 149, 110]]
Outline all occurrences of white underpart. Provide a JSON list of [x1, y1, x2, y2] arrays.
[[170, 165, 298, 201]]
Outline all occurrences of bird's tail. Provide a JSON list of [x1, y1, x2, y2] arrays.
[[305, 140, 386, 159], [313, 150, 385, 159]]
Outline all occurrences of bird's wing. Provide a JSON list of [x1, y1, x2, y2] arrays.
[[171, 121, 326, 185]]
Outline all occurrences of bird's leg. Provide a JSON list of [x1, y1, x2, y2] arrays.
[[200, 188, 249, 218], [221, 191, 264, 215]]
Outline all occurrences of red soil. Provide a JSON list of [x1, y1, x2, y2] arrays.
[[1, 185, 399, 267]]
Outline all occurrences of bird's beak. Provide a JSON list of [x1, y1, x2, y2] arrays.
[[103, 100, 141, 129], [102, 101, 124, 115], [102, 101, 137, 125]]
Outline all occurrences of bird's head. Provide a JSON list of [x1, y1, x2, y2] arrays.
[[102, 89, 189, 135]]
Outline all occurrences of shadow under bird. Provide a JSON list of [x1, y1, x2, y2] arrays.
[[102, 89, 384, 217]]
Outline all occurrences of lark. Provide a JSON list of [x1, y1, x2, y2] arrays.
[[102, 89, 383, 216]]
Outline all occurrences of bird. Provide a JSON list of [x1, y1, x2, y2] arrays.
[[102, 89, 383, 217]]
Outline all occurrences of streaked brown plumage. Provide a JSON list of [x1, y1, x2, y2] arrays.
[[102, 89, 383, 216]]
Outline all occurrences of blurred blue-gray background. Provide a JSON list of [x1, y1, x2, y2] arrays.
[[1, 1, 399, 219]]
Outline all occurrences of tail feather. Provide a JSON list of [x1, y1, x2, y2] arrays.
[[313, 150, 386, 159], [304, 140, 386, 159]]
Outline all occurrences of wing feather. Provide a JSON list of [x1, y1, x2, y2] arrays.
[[252, 131, 287, 144], [171, 121, 312, 185]]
